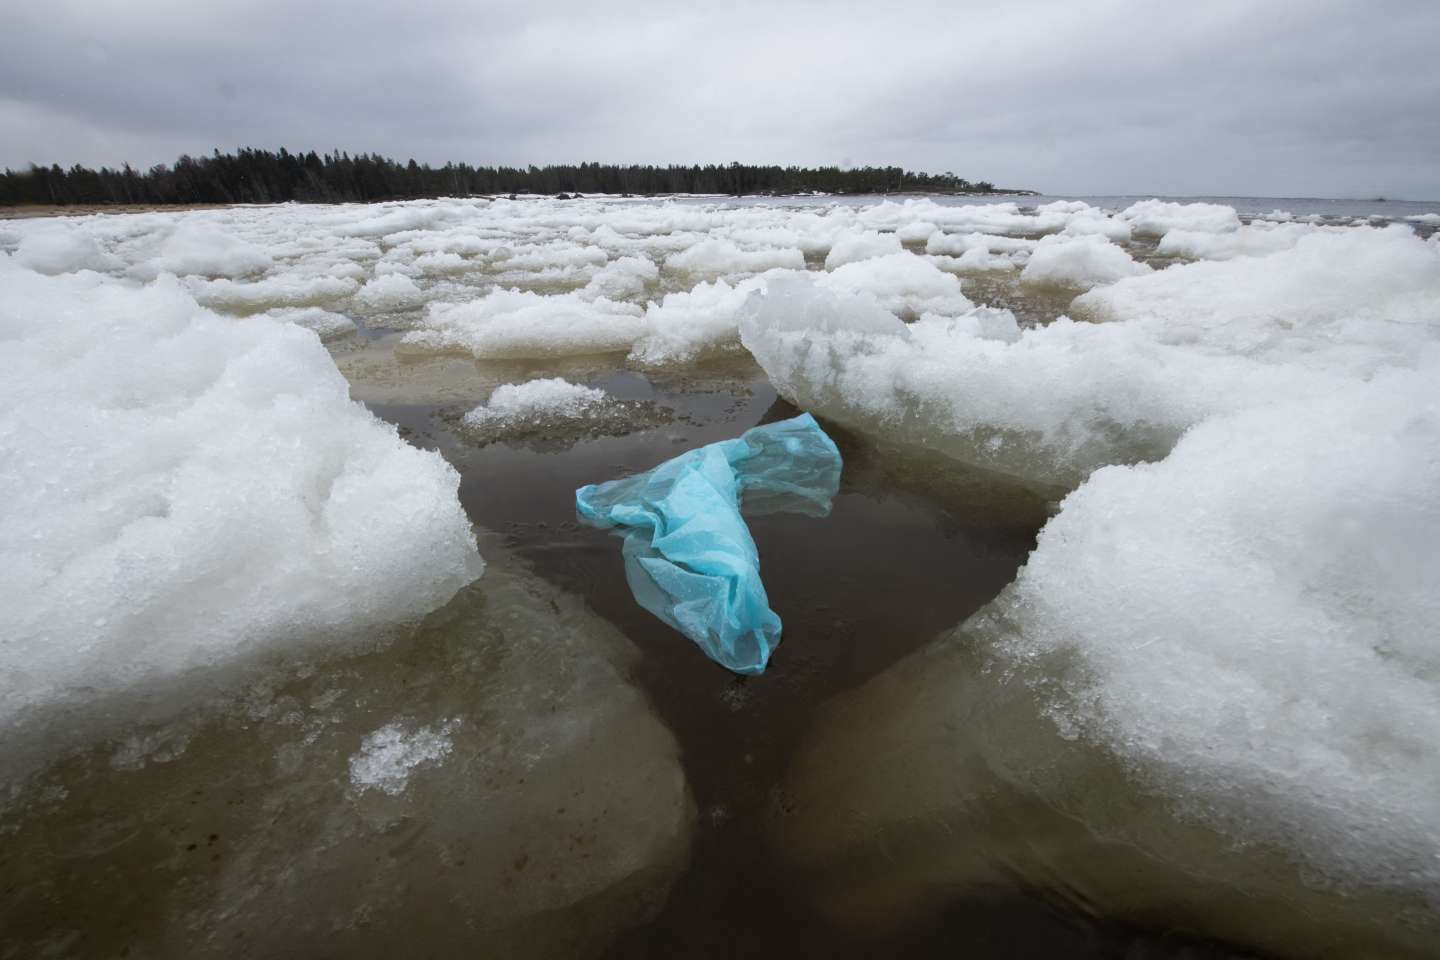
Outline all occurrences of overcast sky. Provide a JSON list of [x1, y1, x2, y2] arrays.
[[2, 0, 1436, 199]]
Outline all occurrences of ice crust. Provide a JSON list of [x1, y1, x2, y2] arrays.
[[0, 256, 483, 731]]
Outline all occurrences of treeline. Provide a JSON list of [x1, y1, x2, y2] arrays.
[[0, 148, 1009, 206]]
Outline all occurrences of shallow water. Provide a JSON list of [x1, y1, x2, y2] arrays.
[[340, 343, 1265, 958]]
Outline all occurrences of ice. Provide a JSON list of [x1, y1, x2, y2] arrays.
[[824, 229, 903, 268], [0, 546, 693, 959], [580, 254, 659, 300], [0, 257, 483, 734], [1156, 220, 1318, 260], [1019, 233, 1151, 290], [894, 220, 939, 244], [664, 237, 806, 275], [261, 305, 357, 339], [975, 362, 1440, 894], [355, 272, 425, 310], [14, 223, 121, 275], [747, 202, 1440, 949], [463, 378, 608, 430], [743, 223, 1440, 489], [1119, 198, 1242, 237], [349, 718, 460, 796], [819, 250, 973, 317], [146, 221, 273, 278], [186, 273, 361, 311], [405, 289, 647, 358], [628, 275, 769, 366]]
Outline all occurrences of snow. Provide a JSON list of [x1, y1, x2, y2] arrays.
[[463, 378, 608, 430], [0, 257, 482, 730]]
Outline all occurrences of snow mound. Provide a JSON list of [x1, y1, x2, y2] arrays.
[[0, 258, 483, 731], [629, 275, 770, 366]]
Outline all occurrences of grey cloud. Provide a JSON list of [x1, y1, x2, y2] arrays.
[[1, 0, 1436, 198]]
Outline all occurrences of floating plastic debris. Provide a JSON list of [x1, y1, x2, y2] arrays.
[[576, 413, 842, 674]]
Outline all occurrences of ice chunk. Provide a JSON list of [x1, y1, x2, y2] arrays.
[[1118, 199, 1242, 237], [0, 547, 693, 959], [0, 259, 483, 732], [186, 272, 360, 311], [576, 414, 842, 674], [261, 305, 357, 339], [1019, 233, 1152, 290], [14, 224, 121, 274], [355, 272, 425, 310], [628, 275, 770, 366], [1156, 220, 1317, 260], [824, 229, 903, 269], [463, 378, 608, 430], [819, 250, 973, 316], [665, 238, 805, 275], [405, 289, 647, 359], [580, 254, 659, 300], [148, 221, 273, 278], [743, 226, 1440, 490], [972, 365, 1440, 898]]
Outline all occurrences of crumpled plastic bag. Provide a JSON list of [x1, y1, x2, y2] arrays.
[[576, 413, 843, 674]]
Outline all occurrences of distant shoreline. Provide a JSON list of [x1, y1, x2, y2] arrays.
[[0, 190, 1038, 219]]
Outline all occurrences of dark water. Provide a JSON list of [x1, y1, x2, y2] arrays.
[[365, 359, 1254, 959]]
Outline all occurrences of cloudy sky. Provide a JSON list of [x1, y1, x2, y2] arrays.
[[2, 0, 1437, 198]]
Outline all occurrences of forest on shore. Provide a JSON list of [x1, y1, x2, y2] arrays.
[[0, 148, 1020, 206]]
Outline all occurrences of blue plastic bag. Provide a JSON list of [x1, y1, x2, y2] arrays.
[[576, 413, 842, 674]]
